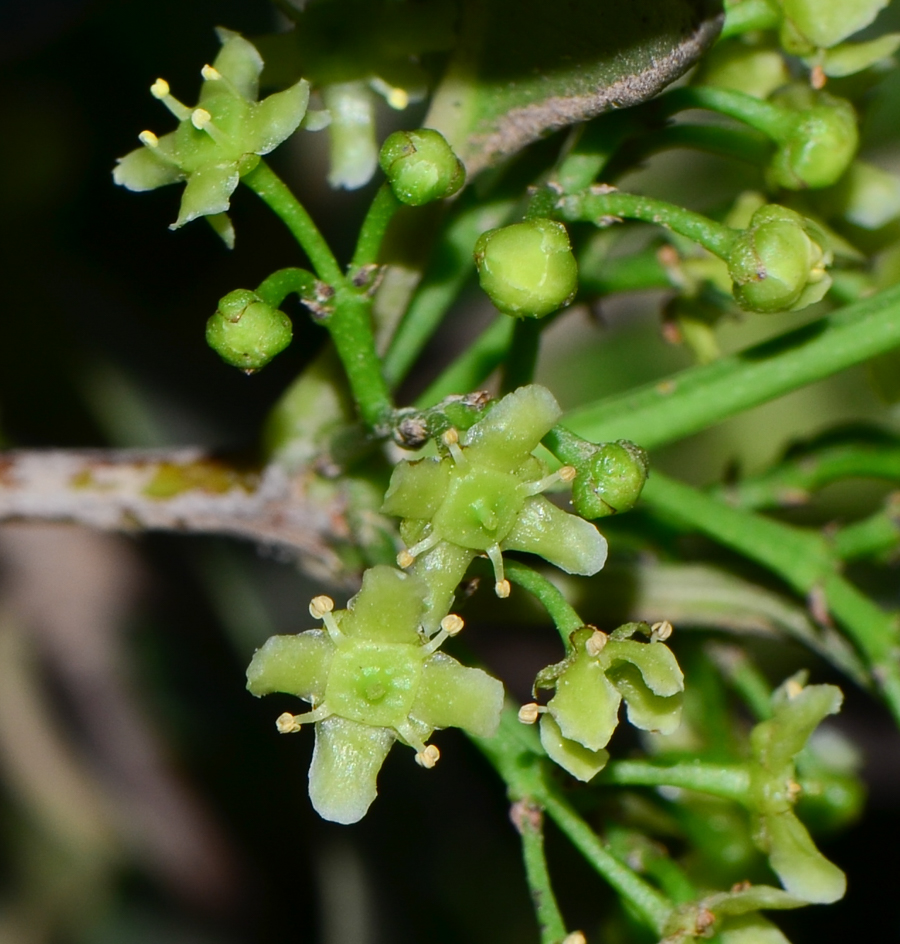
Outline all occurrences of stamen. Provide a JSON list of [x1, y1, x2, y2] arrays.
[[486, 545, 510, 598], [563, 933, 587, 944], [441, 428, 467, 466], [139, 130, 159, 148], [370, 77, 409, 110], [309, 595, 334, 619], [397, 549, 415, 569], [518, 703, 546, 724], [650, 620, 673, 642], [785, 678, 804, 699], [585, 629, 609, 657], [787, 779, 803, 801], [421, 614, 465, 656], [150, 78, 192, 121], [275, 705, 331, 733], [190, 107, 228, 143], [201, 64, 223, 81], [414, 744, 440, 768], [399, 529, 442, 567], [519, 466, 576, 497]]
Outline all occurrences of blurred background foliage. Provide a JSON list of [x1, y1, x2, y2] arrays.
[[3, 0, 900, 942]]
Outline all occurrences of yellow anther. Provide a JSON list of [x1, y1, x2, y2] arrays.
[[787, 779, 803, 801], [191, 108, 212, 130], [518, 703, 543, 724], [650, 620, 674, 642], [442, 428, 459, 446], [309, 595, 335, 619], [415, 744, 440, 768], [785, 678, 804, 699], [495, 579, 511, 599], [397, 549, 415, 569], [201, 64, 222, 81], [558, 465, 577, 483], [138, 130, 159, 148], [386, 87, 409, 110], [585, 629, 608, 657], [276, 712, 303, 734], [440, 614, 465, 636], [562, 933, 587, 944], [150, 78, 170, 99]]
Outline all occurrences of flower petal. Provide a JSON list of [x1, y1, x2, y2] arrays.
[[410, 541, 476, 634], [172, 161, 240, 228], [411, 652, 504, 737], [253, 80, 310, 155], [211, 27, 264, 101], [539, 713, 609, 782], [308, 716, 395, 824], [548, 654, 621, 751], [463, 384, 561, 467], [113, 146, 182, 192], [763, 810, 846, 903], [606, 660, 684, 735], [719, 913, 792, 944], [341, 564, 426, 643], [502, 495, 608, 575], [245, 629, 332, 702], [753, 683, 843, 773], [603, 639, 684, 697], [382, 457, 451, 519]]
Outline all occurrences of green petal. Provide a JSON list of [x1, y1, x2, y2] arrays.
[[340, 565, 426, 643], [820, 33, 900, 77], [763, 810, 846, 903], [246, 629, 332, 701], [463, 384, 561, 468], [382, 457, 452, 519], [782, 0, 889, 48], [547, 654, 621, 751], [113, 146, 182, 192], [308, 716, 395, 824], [606, 661, 683, 735], [206, 212, 235, 249], [172, 162, 240, 228], [323, 81, 379, 190], [502, 495, 608, 575], [211, 27, 263, 101], [719, 914, 792, 944], [603, 639, 684, 697], [706, 885, 808, 916], [253, 80, 310, 155], [410, 652, 504, 737], [753, 683, 843, 773], [410, 541, 476, 634], [539, 713, 609, 782]]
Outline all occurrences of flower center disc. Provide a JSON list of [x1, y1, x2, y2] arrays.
[[432, 467, 525, 549], [326, 642, 422, 727]]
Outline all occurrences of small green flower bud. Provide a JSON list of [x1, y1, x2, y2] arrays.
[[474, 219, 578, 318], [206, 289, 292, 370], [728, 205, 832, 313], [379, 128, 465, 205], [767, 92, 858, 191], [570, 440, 649, 519]]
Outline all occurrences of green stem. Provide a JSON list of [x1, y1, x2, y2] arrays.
[[255, 267, 318, 308], [721, 0, 781, 38], [707, 644, 774, 720], [515, 802, 569, 944], [554, 111, 636, 194], [578, 246, 672, 296], [505, 559, 585, 646], [558, 190, 736, 259], [561, 284, 900, 450], [502, 318, 541, 394], [601, 759, 751, 804], [414, 317, 515, 408], [655, 86, 795, 142], [242, 161, 343, 285], [351, 184, 401, 270], [833, 510, 900, 560], [642, 471, 900, 723]]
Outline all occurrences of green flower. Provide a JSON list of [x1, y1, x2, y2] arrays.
[[382, 385, 608, 630], [379, 128, 465, 205], [523, 622, 684, 781], [113, 28, 309, 244], [246, 565, 503, 824], [748, 676, 847, 903]]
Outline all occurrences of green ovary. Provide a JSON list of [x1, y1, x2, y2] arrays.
[[326, 642, 423, 727], [431, 466, 525, 549]]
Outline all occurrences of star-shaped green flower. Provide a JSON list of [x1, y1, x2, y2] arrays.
[[522, 622, 684, 781], [113, 28, 309, 244], [246, 565, 504, 824], [382, 384, 608, 631]]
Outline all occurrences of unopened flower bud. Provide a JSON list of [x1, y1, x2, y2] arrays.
[[728, 205, 832, 313], [570, 440, 650, 519], [379, 128, 465, 205], [206, 288, 292, 370], [474, 218, 578, 318]]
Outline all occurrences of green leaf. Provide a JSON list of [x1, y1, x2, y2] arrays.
[[425, 0, 724, 175]]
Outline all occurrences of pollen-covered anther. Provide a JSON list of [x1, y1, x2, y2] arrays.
[[787, 779, 803, 801], [558, 465, 577, 483], [139, 130, 159, 148], [562, 933, 587, 944], [441, 427, 466, 465], [150, 78, 171, 99], [441, 614, 465, 636], [276, 711, 303, 733], [518, 702, 545, 724], [785, 678, 805, 699], [201, 64, 223, 81], [396, 549, 415, 569], [496, 579, 511, 599], [650, 620, 674, 642], [309, 595, 335, 619], [149, 77, 192, 121], [415, 744, 441, 768], [585, 629, 609, 657]]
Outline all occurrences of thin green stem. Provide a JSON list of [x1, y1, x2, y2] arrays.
[[414, 317, 514, 408], [707, 644, 774, 720], [554, 111, 636, 194], [561, 284, 900, 450], [654, 86, 795, 142], [242, 161, 343, 285], [255, 267, 318, 308], [833, 510, 900, 560], [642, 471, 900, 723], [600, 759, 751, 804], [505, 559, 585, 646], [515, 802, 569, 944], [502, 318, 541, 394], [578, 246, 672, 296], [351, 184, 401, 270], [558, 190, 737, 259], [721, 0, 781, 39]]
